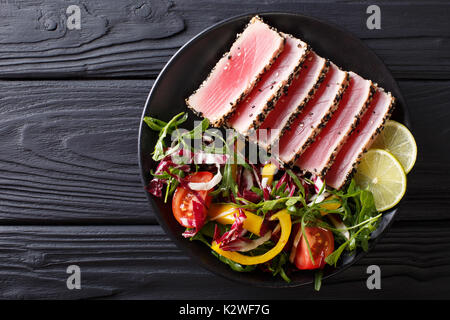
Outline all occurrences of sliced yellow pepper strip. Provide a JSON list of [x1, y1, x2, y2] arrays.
[[261, 163, 278, 186], [208, 203, 263, 236], [320, 195, 341, 216], [211, 209, 292, 265]]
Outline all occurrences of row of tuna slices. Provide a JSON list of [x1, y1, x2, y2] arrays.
[[186, 16, 285, 127], [277, 62, 349, 166], [256, 51, 330, 150], [186, 16, 395, 189], [227, 33, 309, 135], [325, 88, 395, 189], [296, 72, 376, 177]]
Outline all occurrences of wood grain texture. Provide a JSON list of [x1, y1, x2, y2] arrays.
[[0, 0, 448, 79], [0, 222, 449, 299], [398, 80, 450, 221], [0, 80, 154, 223], [0, 79, 448, 224]]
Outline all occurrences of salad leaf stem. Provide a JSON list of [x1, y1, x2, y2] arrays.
[[146, 112, 188, 161], [325, 213, 382, 266], [314, 270, 323, 291]]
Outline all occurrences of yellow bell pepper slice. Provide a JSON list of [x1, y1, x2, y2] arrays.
[[261, 163, 278, 186], [320, 195, 341, 216], [211, 209, 292, 265], [208, 203, 263, 236]]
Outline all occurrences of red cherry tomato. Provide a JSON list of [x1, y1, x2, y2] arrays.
[[172, 171, 213, 228], [295, 227, 334, 270]]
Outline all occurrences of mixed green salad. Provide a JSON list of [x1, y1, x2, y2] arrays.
[[144, 112, 381, 290]]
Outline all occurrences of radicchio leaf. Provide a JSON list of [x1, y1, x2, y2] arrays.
[[169, 148, 194, 166], [275, 173, 288, 190], [182, 228, 197, 238], [147, 150, 194, 198], [193, 152, 228, 165], [146, 178, 165, 197], [287, 180, 296, 197], [213, 209, 247, 249], [240, 190, 261, 203], [312, 175, 325, 194], [263, 187, 271, 201], [249, 164, 263, 190]]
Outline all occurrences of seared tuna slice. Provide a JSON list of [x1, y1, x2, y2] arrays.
[[325, 88, 395, 189], [227, 34, 309, 135], [256, 51, 329, 150], [186, 16, 285, 127], [296, 72, 376, 176], [277, 63, 349, 166]]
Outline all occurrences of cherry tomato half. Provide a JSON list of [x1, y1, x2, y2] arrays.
[[295, 227, 334, 270], [172, 171, 213, 228]]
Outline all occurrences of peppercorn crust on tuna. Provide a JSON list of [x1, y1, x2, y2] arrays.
[[296, 72, 377, 177], [227, 33, 309, 135], [277, 63, 350, 166], [325, 88, 396, 189], [256, 51, 330, 151], [186, 16, 285, 127]]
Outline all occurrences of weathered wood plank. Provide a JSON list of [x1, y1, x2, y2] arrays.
[[397, 80, 450, 221], [0, 222, 449, 299], [0, 0, 448, 79], [0, 79, 447, 223], [0, 80, 155, 223]]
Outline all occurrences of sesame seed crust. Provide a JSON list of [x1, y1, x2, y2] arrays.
[[234, 38, 310, 135], [186, 16, 285, 127], [316, 81, 378, 178], [333, 91, 396, 190], [283, 69, 350, 167], [265, 56, 330, 153]]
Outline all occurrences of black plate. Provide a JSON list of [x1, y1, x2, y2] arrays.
[[138, 12, 409, 287]]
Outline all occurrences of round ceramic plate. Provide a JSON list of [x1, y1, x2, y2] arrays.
[[138, 12, 409, 287]]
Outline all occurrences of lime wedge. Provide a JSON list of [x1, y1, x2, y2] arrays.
[[371, 120, 417, 173], [354, 149, 407, 212]]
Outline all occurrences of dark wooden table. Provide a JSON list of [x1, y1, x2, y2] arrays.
[[0, 0, 449, 299]]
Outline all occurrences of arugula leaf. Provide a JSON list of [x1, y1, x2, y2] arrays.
[[144, 112, 188, 161], [268, 252, 291, 283], [355, 190, 378, 250], [250, 186, 263, 198], [260, 196, 305, 213], [189, 231, 211, 247], [143, 117, 168, 131], [209, 161, 238, 200], [232, 195, 307, 217], [301, 214, 315, 265], [180, 118, 210, 141], [202, 221, 218, 237], [190, 221, 228, 250], [285, 198, 298, 207], [164, 179, 171, 203], [325, 213, 381, 266], [324, 240, 349, 267]]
